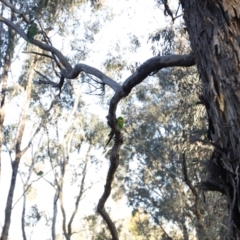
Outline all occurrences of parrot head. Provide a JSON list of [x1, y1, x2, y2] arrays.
[[117, 116, 124, 129], [31, 23, 37, 28], [117, 116, 124, 122]]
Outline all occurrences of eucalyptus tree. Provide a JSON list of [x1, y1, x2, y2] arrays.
[[0, 0, 18, 186], [1, 0, 240, 239], [19, 97, 108, 240]]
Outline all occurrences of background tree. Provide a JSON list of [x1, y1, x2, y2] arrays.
[[0, 0, 113, 239], [120, 66, 228, 239]]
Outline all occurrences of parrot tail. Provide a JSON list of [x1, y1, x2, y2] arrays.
[[104, 132, 114, 150]]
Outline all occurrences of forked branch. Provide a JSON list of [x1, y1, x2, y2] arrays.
[[0, 14, 196, 240]]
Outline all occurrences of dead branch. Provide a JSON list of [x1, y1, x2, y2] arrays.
[[96, 54, 195, 240]]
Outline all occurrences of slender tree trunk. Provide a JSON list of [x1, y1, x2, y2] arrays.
[[21, 194, 27, 240], [1, 57, 38, 240], [0, 8, 15, 187], [182, 0, 240, 238], [52, 191, 59, 240], [1, 161, 19, 240], [21, 155, 37, 240], [0, 12, 17, 240], [0, 45, 10, 185]]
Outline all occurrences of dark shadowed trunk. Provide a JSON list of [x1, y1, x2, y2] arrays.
[[181, 0, 240, 238]]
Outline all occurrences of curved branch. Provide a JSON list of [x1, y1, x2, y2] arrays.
[[0, 16, 195, 94], [123, 54, 195, 92], [61, 64, 121, 92], [97, 141, 120, 240], [0, 16, 72, 71], [1, 14, 197, 239], [61, 54, 195, 93], [97, 53, 195, 239], [0, 16, 121, 92], [107, 54, 196, 125]]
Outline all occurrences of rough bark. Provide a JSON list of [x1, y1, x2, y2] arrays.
[[182, 0, 240, 238]]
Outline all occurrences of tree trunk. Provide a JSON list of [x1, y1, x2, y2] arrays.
[[0, 7, 15, 188], [1, 57, 38, 240], [182, 0, 240, 238]]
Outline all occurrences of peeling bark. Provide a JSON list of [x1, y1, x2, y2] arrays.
[[182, 0, 240, 238]]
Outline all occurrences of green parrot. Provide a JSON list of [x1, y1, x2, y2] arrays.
[[27, 23, 38, 44], [104, 116, 124, 149], [37, 171, 44, 176]]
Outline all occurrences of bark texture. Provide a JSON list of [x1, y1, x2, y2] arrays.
[[182, 0, 240, 238]]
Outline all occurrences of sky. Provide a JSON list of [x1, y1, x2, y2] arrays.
[[0, 0, 171, 239]]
